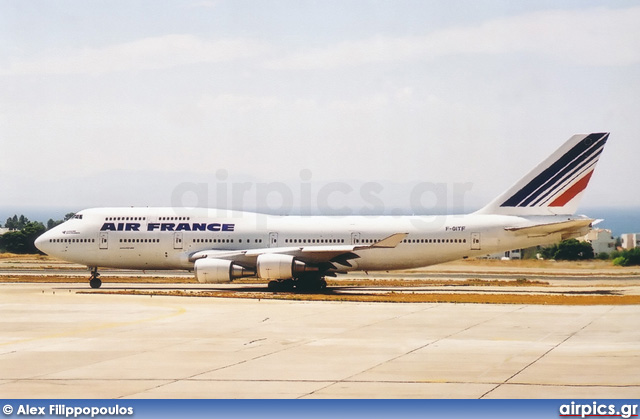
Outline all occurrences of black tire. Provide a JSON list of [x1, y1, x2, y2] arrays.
[[282, 279, 295, 291], [295, 276, 327, 293], [267, 279, 296, 292], [90, 278, 102, 289]]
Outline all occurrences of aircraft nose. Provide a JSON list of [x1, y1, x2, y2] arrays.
[[34, 232, 51, 254]]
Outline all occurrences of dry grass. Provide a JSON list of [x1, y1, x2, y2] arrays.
[[234, 277, 550, 287], [0, 274, 548, 287], [3, 272, 637, 305], [92, 289, 640, 305], [0, 253, 51, 260], [454, 258, 607, 269], [428, 258, 640, 275]]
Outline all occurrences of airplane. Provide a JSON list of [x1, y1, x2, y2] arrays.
[[35, 132, 609, 291]]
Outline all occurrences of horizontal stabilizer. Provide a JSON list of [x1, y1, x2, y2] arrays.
[[505, 218, 593, 238]]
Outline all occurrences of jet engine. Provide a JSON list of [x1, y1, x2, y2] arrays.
[[256, 254, 318, 280], [194, 258, 255, 283]]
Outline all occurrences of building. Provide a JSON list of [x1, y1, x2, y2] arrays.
[[582, 228, 616, 255], [621, 233, 640, 250]]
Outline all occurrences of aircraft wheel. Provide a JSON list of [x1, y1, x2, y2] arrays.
[[90, 278, 102, 289], [282, 279, 295, 291], [295, 276, 327, 293], [267, 279, 295, 292]]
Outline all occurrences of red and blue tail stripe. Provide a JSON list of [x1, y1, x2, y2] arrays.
[[500, 133, 608, 208], [476, 132, 609, 216]]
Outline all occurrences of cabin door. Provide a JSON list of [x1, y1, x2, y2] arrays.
[[269, 232, 278, 248], [174, 232, 183, 249], [99, 232, 109, 250], [471, 232, 481, 250]]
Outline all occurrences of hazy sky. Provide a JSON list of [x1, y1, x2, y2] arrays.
[[2, 1, 639, 215]]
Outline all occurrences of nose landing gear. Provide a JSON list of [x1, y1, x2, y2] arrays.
[[89, 267, 102, 289]]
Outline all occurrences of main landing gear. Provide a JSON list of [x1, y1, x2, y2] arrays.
[[267, 275, 327, 293], [89, 267, 102, 289]]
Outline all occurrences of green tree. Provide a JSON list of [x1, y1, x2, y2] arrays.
[[628, 248, 640, 265], [554, 239, 594, 261], [4, 214, 32, 230], [47, 218, 63, 229], [613, 248, 640, 266], [45, 213, 76, 230], [0, 221, 46, 254], [5, 215, 17, 229], [540, 243, 558, 260], [541, 239, 594, 261]]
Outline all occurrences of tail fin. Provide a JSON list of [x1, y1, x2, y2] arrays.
[[476, 132, 609, 216]]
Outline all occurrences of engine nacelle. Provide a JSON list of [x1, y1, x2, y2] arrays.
[[256, 254, 318, 280], [194, 258, 254, 283]]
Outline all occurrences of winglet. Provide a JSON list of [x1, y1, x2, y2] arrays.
[[370, 233, 408, 248]]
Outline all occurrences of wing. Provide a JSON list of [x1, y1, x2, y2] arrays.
[[189, 232, 408, 270]]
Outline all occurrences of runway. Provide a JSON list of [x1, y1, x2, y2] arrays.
[[1, 281, 639, 398]]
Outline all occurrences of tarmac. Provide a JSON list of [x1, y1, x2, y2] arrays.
[[1, 281, 639, 399]]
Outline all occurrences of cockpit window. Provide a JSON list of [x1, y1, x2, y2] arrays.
[[73, 214, 83, 220]]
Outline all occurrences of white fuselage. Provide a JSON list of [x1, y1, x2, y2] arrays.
[[35, 207, 571, 272], [34, 133, 608, 282]]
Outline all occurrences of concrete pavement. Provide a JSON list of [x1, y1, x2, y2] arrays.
[[1, 283, 638, 398]]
